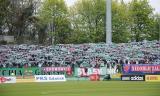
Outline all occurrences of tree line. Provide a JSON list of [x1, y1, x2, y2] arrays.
[[0, 0, 159, 44]]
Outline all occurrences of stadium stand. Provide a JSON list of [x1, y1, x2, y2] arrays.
[[0, 40, 159, 70]]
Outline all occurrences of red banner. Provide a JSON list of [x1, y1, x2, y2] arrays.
[[43, 67, 72, 75], [43, 67, 71, 72]]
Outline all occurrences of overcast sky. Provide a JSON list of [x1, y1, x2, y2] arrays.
[[65, 0, 160, 13]]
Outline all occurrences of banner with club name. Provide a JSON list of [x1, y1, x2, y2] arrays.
[[0, 67, 72, 76], [75, 67, 107, 77], [123, 64, 160, 74]]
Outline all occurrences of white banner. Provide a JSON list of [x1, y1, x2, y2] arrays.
[[77, 67, 107, 77], [0, 77, 16, 83], [34, 75, 66, 82]]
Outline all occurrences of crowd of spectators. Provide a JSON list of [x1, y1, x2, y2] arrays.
[[0, 40, 159, 68]]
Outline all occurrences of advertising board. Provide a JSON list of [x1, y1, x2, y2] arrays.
[[121, 75, 145, 81], [145, 75, 160, 82], [0, 77, 16, 83], [35, 75, 66, 82]]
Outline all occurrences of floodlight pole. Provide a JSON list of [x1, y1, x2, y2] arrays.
[[106, 0, 112, 44], [159, 17, 160, 41]]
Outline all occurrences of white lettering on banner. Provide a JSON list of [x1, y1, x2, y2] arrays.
[[77, 68, 87, 76], [131, 66, 151, 72], [77, 68, 81, 76], [131, 65, 160, 72], [0, 77, 16, 83], [152, 66, 160, 72], [93, 68, 100, 74], [130, 76, 144, 81], [87, 69, 92, 76], [77, 68, 105, 77], [43, 67, 71, 72], [34, 75, 66, 82]]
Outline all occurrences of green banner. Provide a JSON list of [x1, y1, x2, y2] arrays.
[[0, 67, 68, 76], [0, 68, 41, 76]]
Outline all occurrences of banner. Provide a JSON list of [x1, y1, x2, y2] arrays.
[[75, 67, 106, 77], [0, 68, 23, 76], [43, 67, 72, 75], [24, 68, 41, 76], [145, 75, 160, 82], [35, 75, 66, 82], [123, 64, 160, 74], [0, 68, 42, 76], [0, 67, 71, 76], [0, 77, 16, 83], [43, 67, 71, 72], [121, 75, 145, 81]]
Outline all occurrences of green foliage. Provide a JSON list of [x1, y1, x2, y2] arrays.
[[69, 0, 106, 43], [0, 0, 10, 35], [70, 0, 132, 43], [38, 0, 72, 44], [112, 1, 131, 43], [148, 14, 160, 41], [129, 0, 154, 42], [1, 0, 36, 43], [0, 0, 159, 44]]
